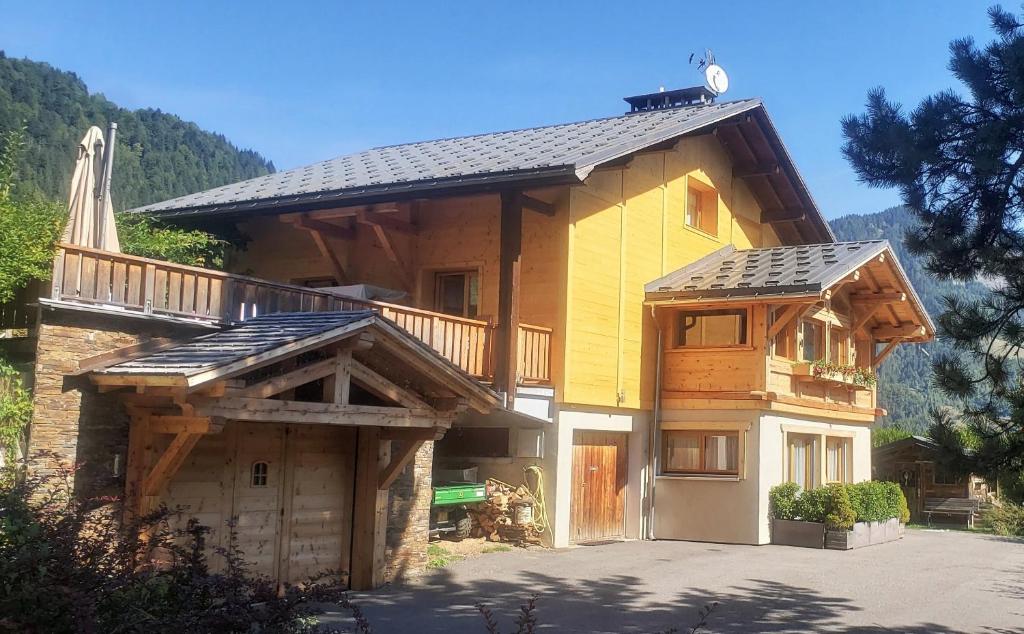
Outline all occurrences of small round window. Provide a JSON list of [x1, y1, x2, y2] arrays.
[[251, 461, 269, 487]]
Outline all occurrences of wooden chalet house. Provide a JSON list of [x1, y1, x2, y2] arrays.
[[1, 85, 933, 587]]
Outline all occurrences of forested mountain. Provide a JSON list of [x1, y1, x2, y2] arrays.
[[0, 53, 274, 210], [830, 206, 990, 431]]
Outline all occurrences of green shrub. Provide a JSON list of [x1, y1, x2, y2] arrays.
[[768, 482, 800, 520], [825, 484, 856, 530], [768, 481, 910, 528], [983, 502, 1024, 536], [794, 487, 830, 523]]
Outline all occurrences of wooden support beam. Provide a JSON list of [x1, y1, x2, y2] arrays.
[[148, 415, 224, 434], [832, 270, 860, 291], [190, 396, 443, 427], [238, 356, 338, 399], [356, 210, 417, 236], [873, 338, 903, 368], [350, 427, 388, 590], [379, 426, 446, 441], [760, 208, 807, 224], [307, 228, 351, 285], [295, 215, 357, 241], [91, 374, 188, 388], [333, 348, 352, 405], [358, 211, 414, 290], [767, 303, 805, 340], [733, 162, 780, 179], [872, 323, 926, 340], [495, 190, 523, 406], [142, 431, 201, 496], [853, 303, 884, 334], [378, 439, 424, 489], [851, 291, 906, 303], [522, 194, 556, 217], [350, 360, 430, 409]]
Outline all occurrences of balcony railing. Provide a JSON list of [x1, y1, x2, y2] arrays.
[[39, 244, 551, 384]]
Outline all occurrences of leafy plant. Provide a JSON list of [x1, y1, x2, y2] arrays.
[[768, 482, 800, 520], [768, 481, 910, 527], [0, 358, 31, 478], [0, 454, 357, 633], [0, 127, 67, 304], [824, 484, 856, 531], [794, 487, 830, 523], [808, 359, 877, 387], [117, 212, 228, 268], [981, 502, 1024, 536], [872, 425, 912, 448]]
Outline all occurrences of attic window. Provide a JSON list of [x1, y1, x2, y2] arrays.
[[251, 461, 269, 487], [685, 178, 718, 236]]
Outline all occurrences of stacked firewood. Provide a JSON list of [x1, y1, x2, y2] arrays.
[[467, 480, 542, 545]]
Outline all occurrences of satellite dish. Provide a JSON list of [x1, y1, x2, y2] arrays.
[[705, 64, 729, 95], [705, 64, 729, 94]]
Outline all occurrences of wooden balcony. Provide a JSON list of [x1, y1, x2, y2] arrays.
[[21, 244, 552, 385]]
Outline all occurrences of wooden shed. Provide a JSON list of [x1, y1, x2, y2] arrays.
[[88, 310, 499, 589], [873, 435, 992, 524]]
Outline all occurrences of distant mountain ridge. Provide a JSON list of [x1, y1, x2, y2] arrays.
[[0, 52, 275, 210], [830, 206, 989, 431]]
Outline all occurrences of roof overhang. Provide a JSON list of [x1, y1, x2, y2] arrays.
[[91, 313, 501, 414]]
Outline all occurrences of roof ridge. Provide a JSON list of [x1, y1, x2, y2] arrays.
[[361, 97, 762, 153]]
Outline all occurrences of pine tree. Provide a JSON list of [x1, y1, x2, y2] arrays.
[[842, 5, 1024, 477]]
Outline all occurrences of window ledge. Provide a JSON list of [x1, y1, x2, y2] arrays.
[[682, 224, 720, 241], [657, 474, 742, 482], [667, 345, 754, 353]]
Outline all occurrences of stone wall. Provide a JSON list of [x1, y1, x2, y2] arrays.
[[384, 439, 434, 581], [27, 309, 201, 497]]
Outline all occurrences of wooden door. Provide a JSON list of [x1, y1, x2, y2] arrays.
[[569, 431, 627, 543], [232, 424, 286, 578], [277, 425, 357, 586]]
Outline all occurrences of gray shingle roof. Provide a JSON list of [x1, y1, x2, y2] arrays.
[[645, 241, 890, 300], [130, 99, 762, 218], [95, 311, 377, 376]]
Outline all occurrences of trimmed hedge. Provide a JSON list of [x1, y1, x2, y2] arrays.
[[769, 481, 909, 528]]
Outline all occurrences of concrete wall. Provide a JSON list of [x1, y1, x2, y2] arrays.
[[652, 409, 873, 545], [553, 406, 649, 548], [653, 409, 762, 544]]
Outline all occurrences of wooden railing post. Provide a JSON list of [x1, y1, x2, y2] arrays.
[[143, 264, 155, 314], [51, 247, 66, 300]]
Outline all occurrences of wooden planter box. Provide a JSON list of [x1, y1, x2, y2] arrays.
[[825, 518, 904, 550], [792, 363, 872, 391], [771, 519, 824, 549]]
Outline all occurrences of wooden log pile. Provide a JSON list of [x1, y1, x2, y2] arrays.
[[468, 479, 542, 545]]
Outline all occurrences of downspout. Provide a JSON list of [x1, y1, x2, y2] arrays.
[[647, 304, 663, 540]]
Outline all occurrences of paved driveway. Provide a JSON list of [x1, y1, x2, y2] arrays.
[[341, 529, 1023, 633]]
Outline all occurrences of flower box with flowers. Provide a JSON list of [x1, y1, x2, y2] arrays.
[[792, 360, 876, 390]]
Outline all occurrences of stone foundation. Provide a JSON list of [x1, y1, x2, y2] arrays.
[[385, 439, 434, 582], [27, 309, 202, 497]]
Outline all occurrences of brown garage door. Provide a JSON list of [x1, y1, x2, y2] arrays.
[[569, 430, 627, 544]]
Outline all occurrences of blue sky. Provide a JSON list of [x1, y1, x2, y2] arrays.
[[0, 1, 996, 219]]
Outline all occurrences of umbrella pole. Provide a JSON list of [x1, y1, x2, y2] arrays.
[[96, 122, 117, 251]]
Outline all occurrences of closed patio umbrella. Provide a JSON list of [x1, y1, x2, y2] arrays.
[[62, 124, 120, 252]]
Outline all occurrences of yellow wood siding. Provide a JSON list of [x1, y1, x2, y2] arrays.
[[564, 134, 770, 410]]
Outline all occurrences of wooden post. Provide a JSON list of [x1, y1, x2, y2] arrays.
[[494, 191, 523, 407], [350, 427, 388, 590]]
